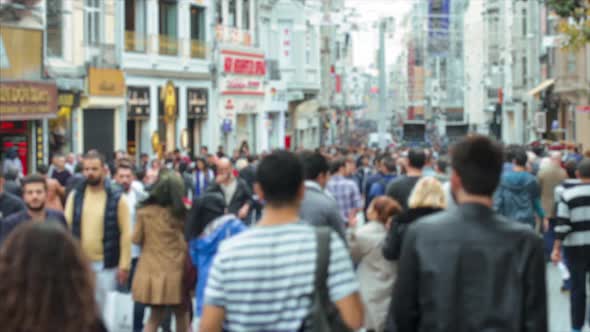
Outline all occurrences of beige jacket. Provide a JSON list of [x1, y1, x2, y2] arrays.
[[132, 205, 186, 305], [538, 165, 567, 217], [348, 221, 397, 332]]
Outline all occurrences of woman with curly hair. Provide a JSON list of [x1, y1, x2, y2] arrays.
[[0, 222, 105, 332], [132, 169, 189, 332]]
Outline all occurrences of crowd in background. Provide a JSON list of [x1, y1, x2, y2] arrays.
[[0, 137, 589, 332]]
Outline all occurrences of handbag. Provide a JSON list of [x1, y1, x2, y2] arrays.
[[302, 227, 353, 332]]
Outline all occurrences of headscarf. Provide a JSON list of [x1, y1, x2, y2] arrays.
[[140, 169, 186, 220]]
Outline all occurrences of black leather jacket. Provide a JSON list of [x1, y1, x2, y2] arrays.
[[392, 203, 547, 332]]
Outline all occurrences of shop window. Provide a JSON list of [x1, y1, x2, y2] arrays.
[[46, 0, 63, 57], [125, 0, 147, 53], [567, 52, 576, 73], [242, 0, 250, 30], [190, 5, 206, 58], [216, 0, 222, 24], [84, 0, 102, 46], [159, 0, 178, 55]]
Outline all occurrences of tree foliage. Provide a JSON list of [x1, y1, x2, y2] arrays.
[[546, 0, 590, 50]]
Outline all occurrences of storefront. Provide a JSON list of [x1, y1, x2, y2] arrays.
[[263, 82, 287, 150], [126, 86, 150, 158], [157, 81, 179, 154], [82, 67, 126, 158], [49, 90, 80, 155], [0, 81, 58, 174], [218, 49, 266, 154], [187, 88, 208, 155], [293, 99, 320, 149]]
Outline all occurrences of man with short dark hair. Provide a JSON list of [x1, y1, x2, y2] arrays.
[[0, 166, 25, 222], [367, 156, 397, 206], [65, 151, 131, 319], [0, 174, 67, 243], [393, 135, 547, 332], [552, 158, 590, 332], [494, 147, 544, 228], [386, 148, 425, 210], [299, 151, 346, 241], [326, 159, 363, 225], [199, 151, 363, 332]]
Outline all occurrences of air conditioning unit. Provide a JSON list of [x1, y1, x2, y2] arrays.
[[534, 112, 547, 133]]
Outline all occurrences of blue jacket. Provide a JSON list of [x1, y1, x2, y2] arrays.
[[368, 174, 397, 206], [0, 209, 67, 244], [189, 215, 246, 316], [494, 171, 543, 227]]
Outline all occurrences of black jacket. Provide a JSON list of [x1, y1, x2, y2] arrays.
[[206, 178, 253, 216], [391, 203, 547, 332], [382, 207, 442, 261]]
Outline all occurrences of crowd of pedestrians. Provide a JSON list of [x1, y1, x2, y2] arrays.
[[0, 137, 589, 332]]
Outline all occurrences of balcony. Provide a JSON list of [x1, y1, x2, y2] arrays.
[[125, 31, 146, 53], [190, 39, 206, 59], [159, 35, 178, 56]]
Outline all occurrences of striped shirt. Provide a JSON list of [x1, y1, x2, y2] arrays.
[[204, 223, 358, 332], [555, 181, 590, 247]]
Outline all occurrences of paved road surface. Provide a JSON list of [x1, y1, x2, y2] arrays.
[[547, 262, 588, 332]]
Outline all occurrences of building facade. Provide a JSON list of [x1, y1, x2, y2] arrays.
[[117, 0, 213, 159], [1, 0, 59, 174]]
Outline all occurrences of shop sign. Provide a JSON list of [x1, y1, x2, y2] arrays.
[[57, 91, 80, 107], [0, 81, 58, 120], [223, 98, 260, 115], [0, 27, 43, 80], [576, 105, 590, 113], [127, 87, 150, 118], [88, 68, 125, 97], [187, 88, 208, 118], [222, 77, 264, 96], [223, 55, 265, 76]]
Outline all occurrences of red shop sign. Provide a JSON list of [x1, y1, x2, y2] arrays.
[[224, 57, 266, 76]]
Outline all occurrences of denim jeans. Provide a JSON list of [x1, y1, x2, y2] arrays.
[[129, 258, 147, 332], [564, 246, 590, 330]]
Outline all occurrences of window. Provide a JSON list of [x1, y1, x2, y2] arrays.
[[125, 0, 147, 52], [46, 0, 63, 57], [159, 0, 178, 55], [190, 6, 206, 58], [522, 57, 527, 86], [228, 0, 237, 27], [567, 52, 576, 73], [84, 0, 101, 46], [242, 0, 250, 30], [522, 9, 527, 36], [216, 0, 222, 24]]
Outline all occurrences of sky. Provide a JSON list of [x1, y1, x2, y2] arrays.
[[345, 0, 415, 69]]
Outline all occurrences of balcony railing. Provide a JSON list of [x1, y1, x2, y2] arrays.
[[159, 34, 178, 56], [190, 39, 206, 59], [125, 31, 147, 53]]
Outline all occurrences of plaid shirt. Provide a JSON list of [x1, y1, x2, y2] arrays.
[[326, 175, 362, 223]]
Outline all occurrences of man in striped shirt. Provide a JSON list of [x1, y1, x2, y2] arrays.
[[552, 158, 590, 332], [199, 151, 363, 332]]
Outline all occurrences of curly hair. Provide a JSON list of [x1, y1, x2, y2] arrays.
[[0, 222, 99, 332]]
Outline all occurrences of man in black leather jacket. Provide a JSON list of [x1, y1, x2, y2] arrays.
[[392, 135, 547, 332]]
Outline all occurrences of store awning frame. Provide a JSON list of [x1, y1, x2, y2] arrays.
[[528, 79, 555, 97]]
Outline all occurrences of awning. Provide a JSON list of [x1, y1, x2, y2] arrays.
[[528, 79, 555, 97], [295, 99, 319, 118]]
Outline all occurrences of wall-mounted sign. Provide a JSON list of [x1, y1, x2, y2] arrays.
[[0, 81, 58, 120], [222, 97, 261, 115], [223, 56, 265, 76], [127, 86, 150, 118], [221, 77, 264, 96], [0, 27, 42, 80], [88, 68, 125, 97], [187, 88, 208, 118], [57, 91, 80, 107]]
